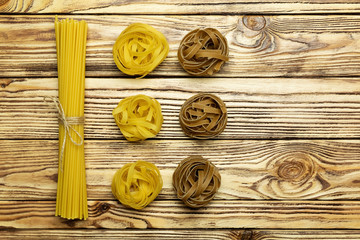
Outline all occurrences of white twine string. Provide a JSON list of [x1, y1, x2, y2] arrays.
[[44, 97, 84, 171]]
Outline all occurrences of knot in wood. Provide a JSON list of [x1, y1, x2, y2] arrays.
[[242, 16, 266, 31], [178, 28, 229, 76], [100, 202, 110, 213], [173, 156, 221, 208], [179, 93, 227, 139], [278, 160, 305, 180], [233, 16, 270, 50], [259, 149, 326, 198], [275, 154, 315, 183]]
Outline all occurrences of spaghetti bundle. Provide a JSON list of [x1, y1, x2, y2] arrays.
[[112, 161, 163, 210], [112, 94, 163, 141], [113, 23, 169, 78], [54, 17, 88, 220]]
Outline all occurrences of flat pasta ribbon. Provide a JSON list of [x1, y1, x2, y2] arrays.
[[113, 94, 163, 141], [112, 161, 163, 210], [113, 23, 169, 78], [179, 93, 227, 139], [178, 28, 229, 76], [173, 156, 221, 208]]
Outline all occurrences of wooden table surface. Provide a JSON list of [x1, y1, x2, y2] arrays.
[[1, 0, 360, 239]]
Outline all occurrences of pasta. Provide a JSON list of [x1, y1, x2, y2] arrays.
[[179, 93, 227, 139], [113, 23, 169, 78], [54, 16, 88, 220], [112, 161, 163, 210], [173, 156, 221, 208], [112, 94, 163, 141], [178, 28, 229, 76]]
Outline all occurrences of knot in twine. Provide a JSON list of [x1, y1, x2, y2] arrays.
[[112, 161, 163, 210], [112, 94, 163, 141], [113, 23, 169, 78], [173, 156, 221, 208], [178, 28, 229, 76], [179, 93, 227, 139], [44, 97, 84, 171]]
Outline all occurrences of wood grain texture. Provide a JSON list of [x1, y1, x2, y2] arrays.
[[2, 0, 360, 236], [2, 0, 360, 14], [1, 139, 360, 200], [2, 15, 360, 78], [1, 77, 360, 140], [2, 229, 360, 240], [252, 230, 360, 239], [0, 229, 247, 240], [1, 200, 360, 229]]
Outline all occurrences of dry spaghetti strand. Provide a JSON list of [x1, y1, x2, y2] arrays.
[[113, 23, 169, 78], [112, 161, 163, 210]]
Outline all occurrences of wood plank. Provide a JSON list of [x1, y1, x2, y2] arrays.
[[252, 230, 360, 239], [1, 139, 360, 200], [2, 0, 360, 14], [0, 229, 246, 239], [2, 15, 360, 77], [1, 200, 360, 229], [2, 229, 360, 239], [1, 77, 360, 139]]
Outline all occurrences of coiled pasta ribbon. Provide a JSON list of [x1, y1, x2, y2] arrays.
[[178, 28, 229, 76], [179, 93, 227, 139], [113, 23, 169, 78], [173, 156, 221, 208], [112, 94, 163, 141], [112, 161, 163, 210]]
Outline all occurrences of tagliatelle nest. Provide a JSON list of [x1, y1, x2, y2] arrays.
[[112, 94, 163, 141], [178, 28, 229, 76], [113, 23, 169, 78], [173, 156, 221, 208], [179, 93, 227, 139], [112, 161, 163, 210]]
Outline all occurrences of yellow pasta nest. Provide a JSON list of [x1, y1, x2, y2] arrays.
[[112, 94, 163, 141], [112, 161, 163, 210], [113, 23, 169, 78]]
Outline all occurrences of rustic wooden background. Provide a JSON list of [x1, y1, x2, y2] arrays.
[[1, 0, 360, 239]]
